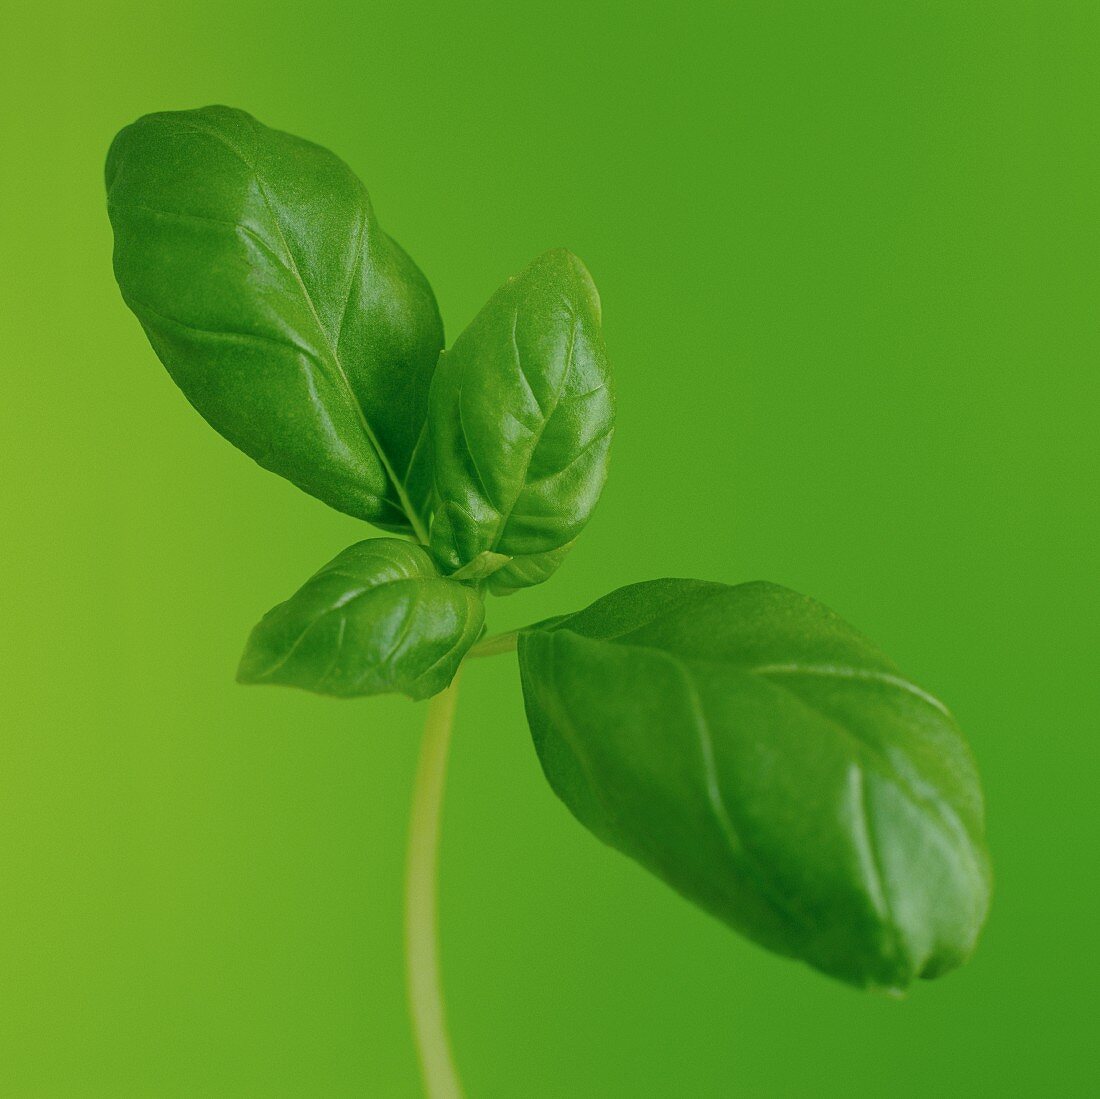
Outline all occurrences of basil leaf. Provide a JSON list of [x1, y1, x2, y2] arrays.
[[518, 580, 991, 991], [106, 105, 443, 536], [238, 539, 483, 700], [428, 250, 614, 594]]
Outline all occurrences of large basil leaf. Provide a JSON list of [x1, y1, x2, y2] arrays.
[[238, 539, 483, 700], [518, 580, 991, 991], [428, 250, 614, 594], [106, 105, 443, 536]]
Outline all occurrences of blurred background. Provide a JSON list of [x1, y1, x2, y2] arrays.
[[2, 1, 1097, 1094]]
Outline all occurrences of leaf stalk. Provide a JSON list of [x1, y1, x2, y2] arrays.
[[466, 631, 518, 660]]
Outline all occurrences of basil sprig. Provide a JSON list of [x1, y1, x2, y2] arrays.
[[108, 106, 990, 996]]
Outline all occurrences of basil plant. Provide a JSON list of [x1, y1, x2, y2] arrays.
[[107, 106, 991, 1097]]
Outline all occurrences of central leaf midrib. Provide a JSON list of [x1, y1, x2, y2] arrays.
[[670, 655, 819, 939], [254, 177, 427, 540], [488, 307, 579, 552]]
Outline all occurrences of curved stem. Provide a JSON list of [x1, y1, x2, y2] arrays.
[[404, 675, 465, 1099]]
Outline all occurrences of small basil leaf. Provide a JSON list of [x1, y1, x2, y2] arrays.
[[481, 539, 576, 596], [518, 579, 991, 991], [238, 539, 483, 700], [428, 249, 614, 594], [106, 105, 443, 535], [449, 550, 513, 582]]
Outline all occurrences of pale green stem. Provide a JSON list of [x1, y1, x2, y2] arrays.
[[466, 631, 518, 660], [405, 674, 465, 1099]]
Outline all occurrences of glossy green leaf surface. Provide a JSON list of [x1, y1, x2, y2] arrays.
[[106, 106, 443, 535], [238, 539, 483, 700], [518, 579, 991, 991], [428, 250, 614, 594]]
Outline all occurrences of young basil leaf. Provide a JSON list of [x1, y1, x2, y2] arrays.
[[518, 580, 991, 992], [238, 539, 483, 700], [106, 105, 443, 536], [448, 550, 513, 582], [428, 249, 614, 594]]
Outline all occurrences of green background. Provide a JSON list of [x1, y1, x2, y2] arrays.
[[2, 1, 1097, 1094]]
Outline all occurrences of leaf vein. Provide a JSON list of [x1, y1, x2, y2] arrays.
[[752, 663, 952, 718]]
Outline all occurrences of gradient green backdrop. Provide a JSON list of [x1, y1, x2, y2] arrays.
[[2, 2, 1097, 1095]]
